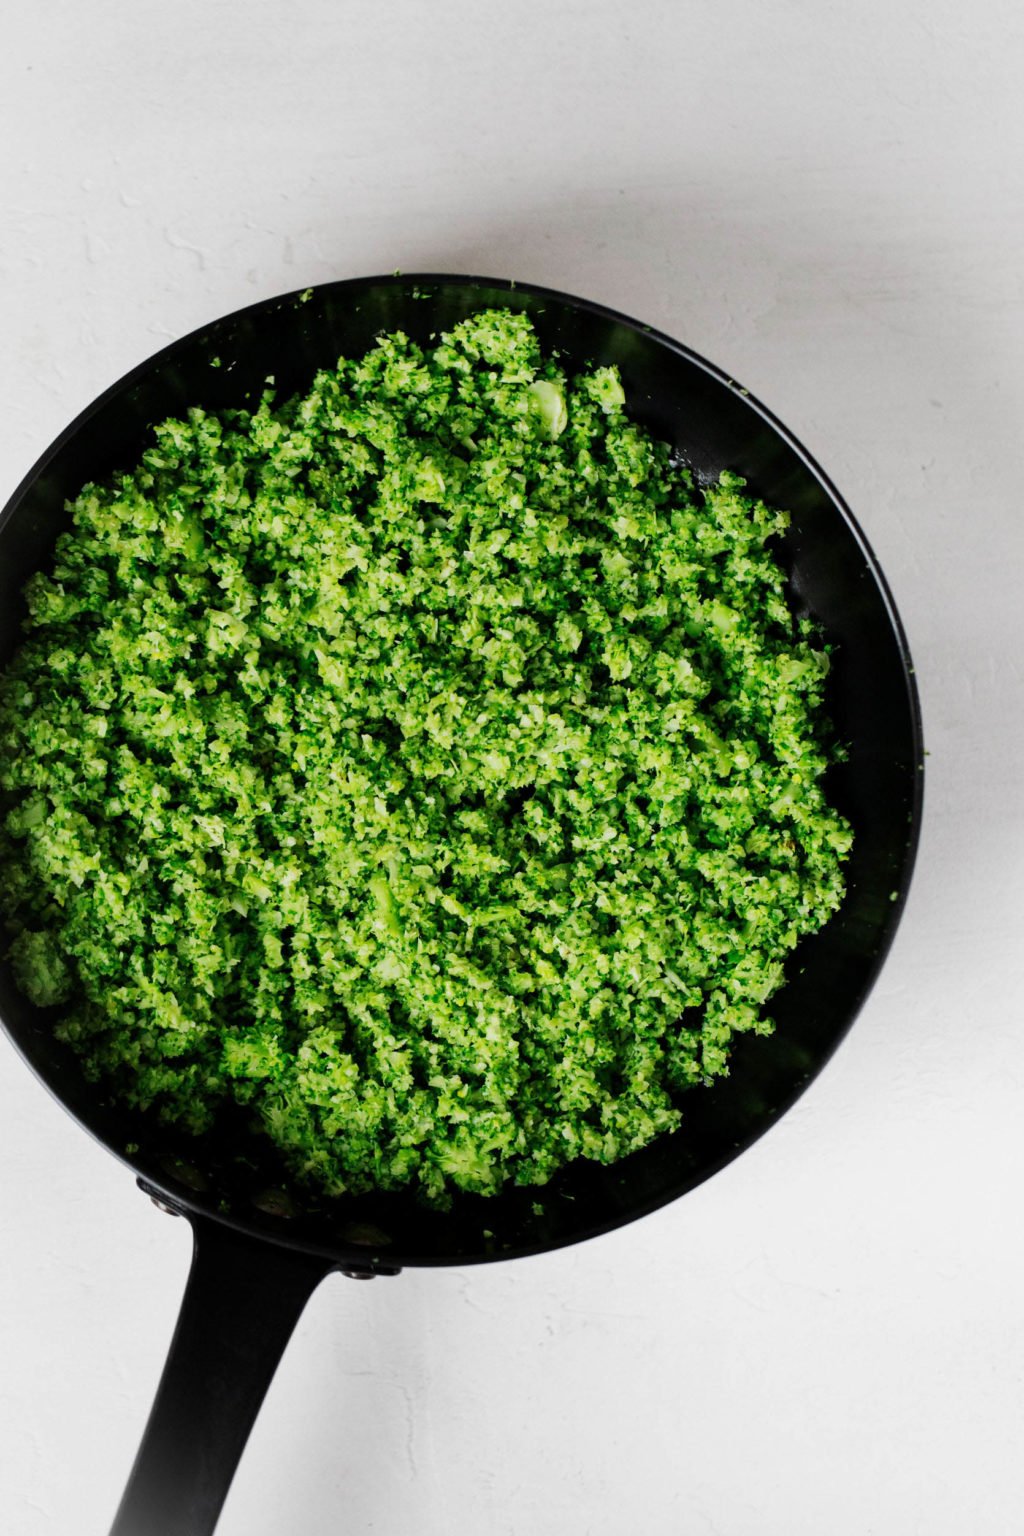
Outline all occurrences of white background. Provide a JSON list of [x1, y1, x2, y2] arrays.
[[1, 2, 1022, 1533]]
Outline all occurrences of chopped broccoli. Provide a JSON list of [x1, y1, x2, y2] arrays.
[[0, 309, 851, 1203], [9, 929, 71, 1007]]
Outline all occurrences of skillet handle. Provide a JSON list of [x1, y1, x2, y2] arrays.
[[109, 1211, 336, 1536]]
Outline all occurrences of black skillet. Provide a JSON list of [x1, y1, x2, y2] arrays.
[[0, 276, 923, 1535]]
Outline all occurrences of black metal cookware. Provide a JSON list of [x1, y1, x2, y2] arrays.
[[0, 276, 923, 1535]]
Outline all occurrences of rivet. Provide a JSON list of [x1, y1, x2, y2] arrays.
[[150, 1196, 182, 1217]]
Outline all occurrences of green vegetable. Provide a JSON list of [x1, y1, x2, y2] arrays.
[[0, 309, 851, 1204]]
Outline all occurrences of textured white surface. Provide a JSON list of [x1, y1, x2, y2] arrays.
[[1, 2, 1023, 1532]]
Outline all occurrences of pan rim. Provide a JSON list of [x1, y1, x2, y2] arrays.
[[0, 272, 925, 1267]]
